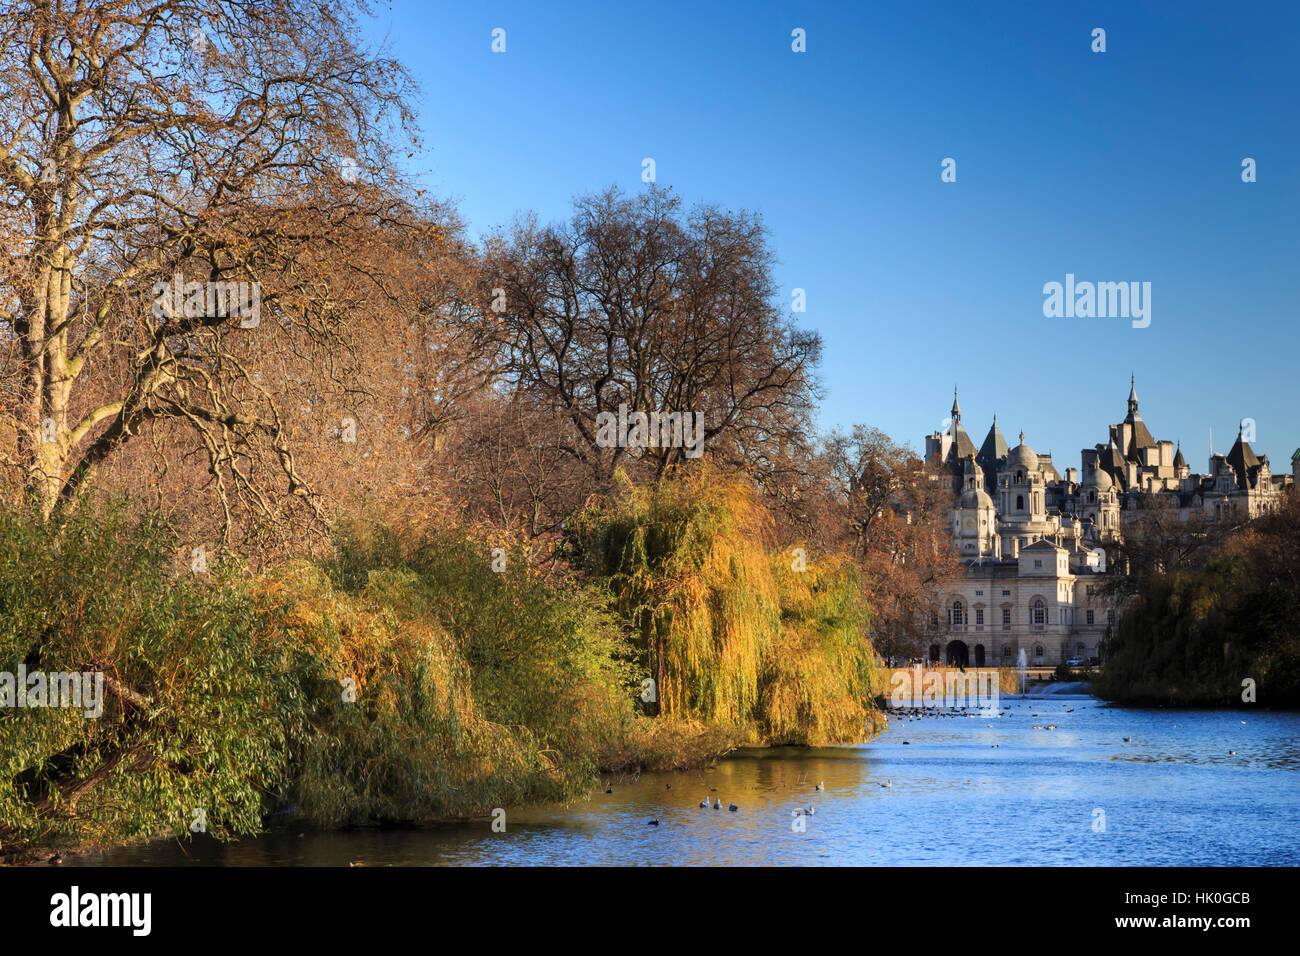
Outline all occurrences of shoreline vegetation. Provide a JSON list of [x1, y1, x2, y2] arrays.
[[0, 468, 892, 862], [7, 484, 1298, 863], [1093, 495, 1300, 709]]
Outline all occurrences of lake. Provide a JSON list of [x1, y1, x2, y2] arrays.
[[72, 694, 1300, 866]]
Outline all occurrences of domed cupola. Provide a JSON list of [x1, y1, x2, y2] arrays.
[[1082, 464, 1113, 491], [1006, 431, 1038, 473]]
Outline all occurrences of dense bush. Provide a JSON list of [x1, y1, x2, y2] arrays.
[[280, 522, 636, 823], [0, 506, 301, 853], [0, 507, 645, 853]]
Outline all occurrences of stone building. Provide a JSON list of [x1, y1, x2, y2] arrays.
[[922, 380, 1290, 667]]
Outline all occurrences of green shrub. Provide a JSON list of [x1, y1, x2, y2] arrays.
[[278, 521, 635, 821], [0, 505, 300, 854]]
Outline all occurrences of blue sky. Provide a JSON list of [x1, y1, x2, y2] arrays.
[[364, 1, 1299, 473]]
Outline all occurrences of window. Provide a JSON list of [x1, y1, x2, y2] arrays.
[[1002, 608, 1011, 626], [1107, 609, 1115, 626], [1002, 645, 1014, 659], [1086, 610, 1095, 625], [1032, 600, 1046, 626], [1077, 642, 1086, 654], [950, 600, 964, 627], [1034, 644, 1045, 659], [975, 590, 983, 597], [975, 608, 984, 625], [1016, 495, 1024, 510], [1002, 590, 1011, 596], [1034, 559, 1042, 569]]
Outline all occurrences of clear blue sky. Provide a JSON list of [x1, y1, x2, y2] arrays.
[[364, 0, 1299, 473]]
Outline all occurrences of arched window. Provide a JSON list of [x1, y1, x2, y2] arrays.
[[1016, 471, 1024, 483], [1032, 599, 1046, 626], [1033, 644, 1045, 659], [1016, 494, 1024, 510]]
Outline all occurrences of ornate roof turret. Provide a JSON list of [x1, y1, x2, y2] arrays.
[[1123, 376, 1156, 452], [946, 388, 977, 460]]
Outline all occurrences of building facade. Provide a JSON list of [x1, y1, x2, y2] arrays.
[[923, 380, 1290, 667]]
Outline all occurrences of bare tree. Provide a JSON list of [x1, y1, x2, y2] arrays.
[[1103, 495, 1243, 599], [792, 427, 958, 660], [0, 0, 426, 536], [443, 393, 589, 543], [479, 186, 821, 488]]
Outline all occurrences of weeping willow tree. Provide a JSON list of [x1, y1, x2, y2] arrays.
[[761, 553, 886, 744], [569, 467, 885, 744]]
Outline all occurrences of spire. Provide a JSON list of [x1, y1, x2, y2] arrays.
[[950, 386, 961, 425], [1127, 374, 1139, 417]]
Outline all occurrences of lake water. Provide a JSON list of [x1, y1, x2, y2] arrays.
[[74, 695, 1300, 866]]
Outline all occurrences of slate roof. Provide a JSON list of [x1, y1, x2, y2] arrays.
[[1227, 431, 1261, 489], [977, 417, 1009, 468]]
